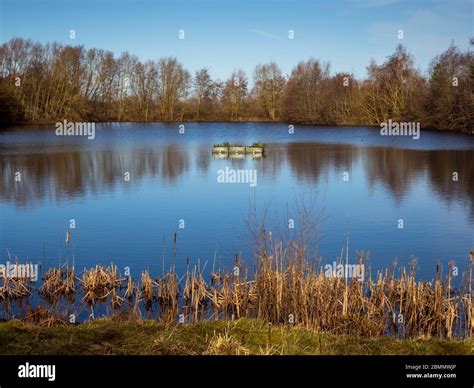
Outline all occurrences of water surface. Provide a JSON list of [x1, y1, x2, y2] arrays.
[[1, 122, 473, 280]]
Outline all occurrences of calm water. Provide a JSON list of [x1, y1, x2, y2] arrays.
[[0, 122, 473, 281]]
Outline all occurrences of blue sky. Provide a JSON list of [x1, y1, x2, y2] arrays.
[[0, 0, 472, 81]]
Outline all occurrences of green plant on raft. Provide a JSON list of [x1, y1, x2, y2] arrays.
[[213, 142, 264, 148], [213, 142, 230, 147], [250, 142, 264, 148]]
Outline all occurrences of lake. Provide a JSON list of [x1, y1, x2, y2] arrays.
[[0, 122, 473, 281]]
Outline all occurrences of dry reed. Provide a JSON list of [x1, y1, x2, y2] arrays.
[[0, 245, 471, 339]]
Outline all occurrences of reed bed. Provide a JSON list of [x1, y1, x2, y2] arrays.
[[0, 245, 472, 339], [23, 305, 68, 326], [156, 270, 180, 323], [0, 275, 31, 301], [39, 266, 76, 304], [141, 270, 159, 310], [183, 266, 208, 322], [81, 264, 122, 306]]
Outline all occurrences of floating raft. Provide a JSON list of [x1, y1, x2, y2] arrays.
[[212, 143, 265, 157]]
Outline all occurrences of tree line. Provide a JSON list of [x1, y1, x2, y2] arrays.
[[0, 37, 472, 132]]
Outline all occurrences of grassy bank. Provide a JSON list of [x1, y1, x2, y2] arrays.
[[0, 318, 471, 355]]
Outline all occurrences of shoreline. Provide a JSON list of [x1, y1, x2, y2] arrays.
[[0, 318, 472, 355]]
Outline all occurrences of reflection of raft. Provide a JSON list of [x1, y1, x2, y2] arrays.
[[212, 143, 265, 157], [229, 146, 245, 155], [245, 146, 263, 155]]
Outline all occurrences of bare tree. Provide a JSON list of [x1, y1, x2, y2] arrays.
[[193, 68, 213, 119], [156, 57, 190, 120], [252, 62, 285, 120], [283, 58, 330, 123], [0, 38, 471, 132], [221, 69, 247, 120]]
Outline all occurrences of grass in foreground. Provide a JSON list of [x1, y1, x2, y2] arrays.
[[0, 318, 472, 355]]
